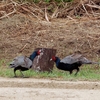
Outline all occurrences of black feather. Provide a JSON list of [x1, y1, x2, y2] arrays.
[[9, 50, 40, 77], [51, 55, 99, 75]]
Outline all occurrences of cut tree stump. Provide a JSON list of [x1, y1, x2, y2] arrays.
[[31, 48, 56, 72]]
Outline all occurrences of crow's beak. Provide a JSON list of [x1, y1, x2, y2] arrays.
[[9, 63, 15, 68], [50, 58, 52, 61]]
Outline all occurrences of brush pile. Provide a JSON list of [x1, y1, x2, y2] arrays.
[[0, 0, 100, 21]]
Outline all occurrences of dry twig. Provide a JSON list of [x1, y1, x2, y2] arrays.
[[51, 7, 58, 18], [81, 0, 90, 16], [44, 7, 50, 22], [86, 4, 100, 9], [19, 43, 28, 52], [0, 8, 16, 19]]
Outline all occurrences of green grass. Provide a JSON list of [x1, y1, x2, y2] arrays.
[[0, 65, 100, 81], [0, 59, 100, 81]]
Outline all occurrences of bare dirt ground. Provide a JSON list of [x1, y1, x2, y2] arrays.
[[0, 78, 100, 100], [0, 14, 100, 61]]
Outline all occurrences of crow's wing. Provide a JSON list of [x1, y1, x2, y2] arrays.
[[78, 56, 99, 64], [9, 56, 32, 68], [24, 56, 33, 68], [60, 54, 82, 64], [60, 54, 97, 64]]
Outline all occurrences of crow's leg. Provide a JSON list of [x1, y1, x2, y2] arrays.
[[14, 68, 17, 77], [75, 68, 79, 76], [20, 70, 24, 77], [69, 70, 73, 74]]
